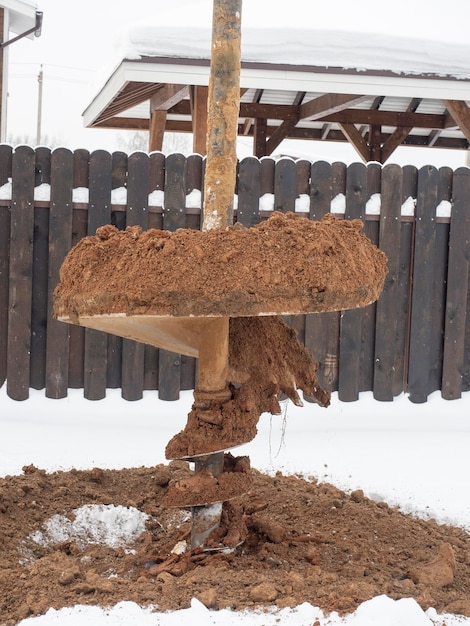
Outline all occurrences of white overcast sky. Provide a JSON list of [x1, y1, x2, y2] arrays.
[[6, 0, 470, 166]]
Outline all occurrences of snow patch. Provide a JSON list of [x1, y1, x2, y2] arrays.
[[27, 504, 148, 551]]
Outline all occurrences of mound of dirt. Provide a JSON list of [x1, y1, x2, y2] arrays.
[[1, 463, 470, 625], [54, 212, 387, 319]]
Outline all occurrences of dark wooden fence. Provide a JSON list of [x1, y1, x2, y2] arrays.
[[1, 145, 469, 403]]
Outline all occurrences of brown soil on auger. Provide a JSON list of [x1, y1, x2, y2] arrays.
[[53, 212, 387, 458], [54, 212, 387, 319], [165, 315, 331, 459]]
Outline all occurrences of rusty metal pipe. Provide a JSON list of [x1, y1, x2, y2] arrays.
[[202, 0, 242, 231], [188, 0, 243, 548]]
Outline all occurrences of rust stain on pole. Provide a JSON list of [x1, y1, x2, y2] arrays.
[[203, 0, 242, 231]]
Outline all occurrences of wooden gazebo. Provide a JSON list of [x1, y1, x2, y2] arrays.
[[83, 27, 470, 163]]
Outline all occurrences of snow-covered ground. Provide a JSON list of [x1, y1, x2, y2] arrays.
[[2, 384, 470, 625]]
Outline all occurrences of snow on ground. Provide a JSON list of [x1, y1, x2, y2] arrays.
[[2, 384, 470, 625]]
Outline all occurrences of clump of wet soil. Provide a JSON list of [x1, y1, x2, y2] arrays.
[[166, 316, 331, 458], [1, 463, 470, 625], [54, 212, 387, 319]]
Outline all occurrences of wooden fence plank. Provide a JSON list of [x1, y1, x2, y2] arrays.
[[185, 153, 203, 195], [162, 152, 186, 230], [286, 159, 311, 380], [0, 143, 12, 185], [464, 279, 470, 392], [111, 151, 128, 189], [7, 146, 36, 400], [181, 154, 203, 390], [442, 167, 470, 399], [274, 158, 296, 213], [84, 150, 112, 400], [149, 151, 165, 195], [305, 161, 337, 393], [331, 161, 347, 201], [360, 162, 381, 392], [373, 164, 403, 400], [159, 153, 186, 400], [393, 165, 417, 395], [427, 168, 453, 393], [318, 160, 345, 392], [30, 147, 51, 390], [67, 150, 89, 389], [260, 157, 275, 199], [144, 184, 163, 391], [45, 148, 74, 398], [338, 162, 367, 402], [72, 149, 89, 189], [35, 146, 51, 186], [309, 160, 332, 220], [104, 152, 128, 389], [408, 166, 439, 403], [0, 144, 12, 387], [296, 159, 311, 198], [121, 151, 149, 401], [237, 156, 260, 227]]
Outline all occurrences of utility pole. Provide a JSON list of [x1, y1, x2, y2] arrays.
[[36, 64, 43, 145]]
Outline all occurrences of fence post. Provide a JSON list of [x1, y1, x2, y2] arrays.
[[158, 153, 186, 401], [338, 162, 367, 401], [0, 144, 12, 388], [7, 146, 36, 400], [274, 158, 296, 213], [237, 156, 260, 227], [83, 150, 112, 400], [442, 167, 470, 399], [408, 166, 439, 403], [395, 165, 417, 396], [121, 151, 150, 401], [373, 164, 403, 400], [30, 146, 51, 391], [45, 148, 74, 398]]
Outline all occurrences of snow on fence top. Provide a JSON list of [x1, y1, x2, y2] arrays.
[[0, 180, 452, 218]]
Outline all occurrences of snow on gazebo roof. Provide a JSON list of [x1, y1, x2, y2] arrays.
[[117, 24, 470, 81], [83, 7, 470, 162]]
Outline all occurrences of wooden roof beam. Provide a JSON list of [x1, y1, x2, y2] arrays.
[[407, 98, 422, 113], [242, 88, 264, 136], [293, 91, 307, 106], [443, 100, 470, 143], [321, 123, 332, 140], [359, 96, 385, 136], [150, 84, 189, 111], [190, 85, 208, 155], [339, 122, 412, 163], [90, 116, 470, 152], [426, 129, 442, 147], [322, 109, 444, 129], [169, 98, 297, 119], [265, 116, 299, 155], [338, 123, 370, 162], [381, 126, 413, 162], [93, 82, 164, 125], [299, 93, 370, 121]]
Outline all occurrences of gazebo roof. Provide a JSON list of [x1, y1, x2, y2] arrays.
[[83, 26, 470, 162]]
